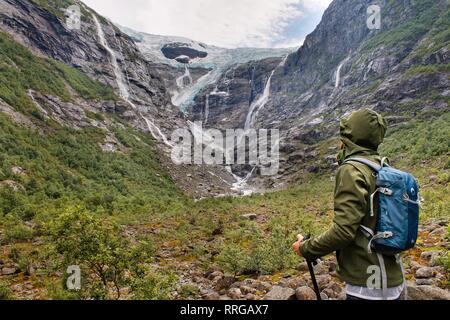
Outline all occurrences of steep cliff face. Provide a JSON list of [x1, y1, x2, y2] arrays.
[[0, 0, 239, 198], [0, 0, 180, 133], [188, 0, 450, 188], [189, 57, 283, 129]]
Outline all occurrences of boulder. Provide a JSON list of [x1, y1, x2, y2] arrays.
[[228, 288, 242, 299], [407, 285, 450, 300], [297, 262, 309, 272], [429, 226, 447, 236], [245, 293, 256, 300], [240, 285, 257, 295], [241, 213, 257, 220], [415, 267, 440, 279], [295, 286, 317, 300], [214, 275, 236, 291], [264, 286, 296, 300], [2, 267, 17, 275], [203, 290, 220, 300]]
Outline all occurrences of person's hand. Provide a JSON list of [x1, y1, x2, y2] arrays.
[[292, 234, 304, 257]]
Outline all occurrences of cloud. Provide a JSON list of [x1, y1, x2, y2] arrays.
[[81, 0, 331, 48]]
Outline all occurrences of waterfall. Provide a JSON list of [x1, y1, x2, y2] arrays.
[[204, 94, 209, 124], [176, 65, 193, 88], [93, 15, 172, 148], [244, 69, 274, 131], [335, 56, 350, 88], [226, 166, 255, 196], [93, 16, 129, 100], [244, 54, 288, 131]]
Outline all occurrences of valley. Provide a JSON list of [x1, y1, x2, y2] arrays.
[[0, 0, 448, 300]]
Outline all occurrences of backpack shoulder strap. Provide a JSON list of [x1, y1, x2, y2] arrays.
[[344, 157, 382, 172]]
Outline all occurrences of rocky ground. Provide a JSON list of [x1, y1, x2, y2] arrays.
[[167, 219, 449, 301], [0, 215, 448, 300]]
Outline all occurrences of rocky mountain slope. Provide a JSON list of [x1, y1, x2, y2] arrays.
[[188, 0, 450, 189], [0, 0, 245, 198], [0, 0, 448, 301]]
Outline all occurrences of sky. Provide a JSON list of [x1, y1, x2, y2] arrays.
[[81, 0, 332, 48]]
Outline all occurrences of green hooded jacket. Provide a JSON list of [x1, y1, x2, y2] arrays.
[[299, 109, 404, 287]]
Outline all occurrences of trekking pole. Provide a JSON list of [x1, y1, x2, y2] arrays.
[[304, 235, 322, 300]]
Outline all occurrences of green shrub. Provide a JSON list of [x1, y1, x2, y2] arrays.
[[217, 226, 298, 275], [130, 271, 177, 300], [3, 217, 34, 243], [47, 206, 175, 300], [0, 281, 13, 300], [178, 284, 200, 299]]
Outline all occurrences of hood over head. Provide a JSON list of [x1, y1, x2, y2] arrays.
[[337, 109, 388, 163]]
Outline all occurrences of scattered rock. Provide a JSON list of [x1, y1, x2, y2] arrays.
[[207, 270, 223, 281], [2, 267, 17, 275], [420, 251, 442, 261], [415, 279, 436, 286], [215, 275, 236, 291], [203, 291, 220, 300], [241, 213, 257, 220], [407, 285, 450, 300], [264, 286, 296, 300], [228, 288, 242, 299], [315, 275, 332, 288], [11, 166, 26, 175], [429, 226, 447, 236], [240, 286, 257, 295], [286, 277, 307, 289], [297, 262, 309, 272], [409, 260, 424, 273], [253, 281, 272, 292], [314, 263, 329, 275], [415, 267, 440, 279], [245, 293, 256, 300], [295, 286, 317, 300]]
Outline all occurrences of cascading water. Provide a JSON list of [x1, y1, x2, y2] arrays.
[[335, 55, 350, 88], [176, 65, 193, 88], [204, 94, 210, 124], [229, 54, 288, 194], [93, 15, 172, 148], [244, 54, 288, 131], [244, 69, 275, 131]]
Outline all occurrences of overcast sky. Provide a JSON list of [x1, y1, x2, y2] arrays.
[[81, 0, 332, 48]]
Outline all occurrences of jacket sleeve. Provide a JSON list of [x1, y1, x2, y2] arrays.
[[299, 164, 368, 261]]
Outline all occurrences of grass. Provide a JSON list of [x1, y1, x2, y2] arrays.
[[0, 31, 116, 116], [362, 0, 443, 52], [405, 63, 450, 77], [0, 113, 187, 222], [31, 0, 77, 19]]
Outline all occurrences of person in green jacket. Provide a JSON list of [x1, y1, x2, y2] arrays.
[[293, 108, 405, 300]]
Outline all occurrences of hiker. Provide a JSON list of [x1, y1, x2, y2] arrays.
[[293, 109, 406, 300]]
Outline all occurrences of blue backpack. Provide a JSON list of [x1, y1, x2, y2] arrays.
[[345, 157, 421, 256]]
